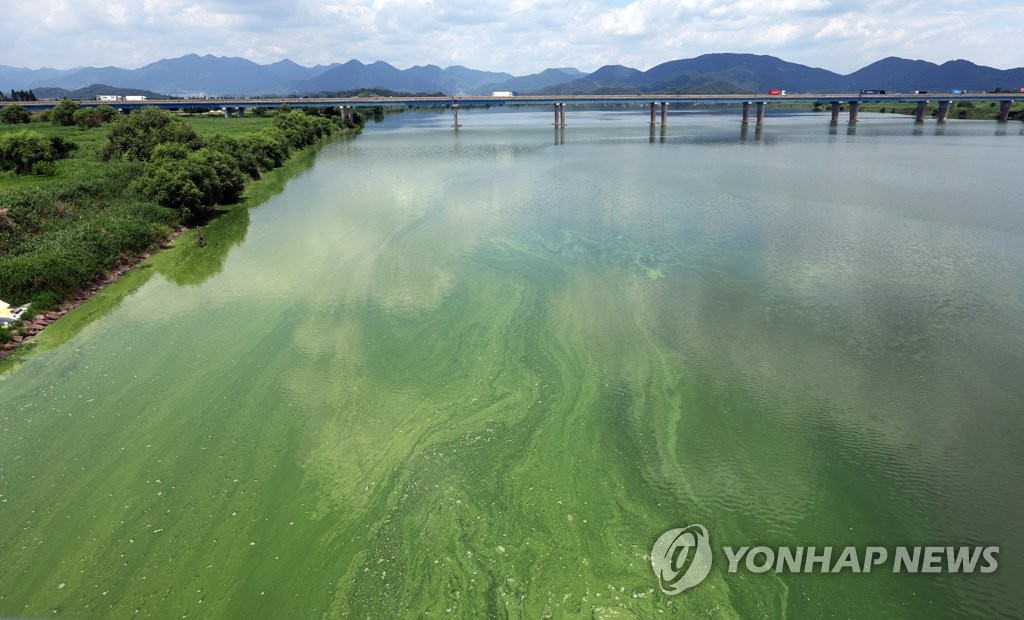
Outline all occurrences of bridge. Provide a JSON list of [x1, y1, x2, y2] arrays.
[[8, 92, 1020, 125]]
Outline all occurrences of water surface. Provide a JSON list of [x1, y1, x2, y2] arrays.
[[1, 109, 1022, 617]]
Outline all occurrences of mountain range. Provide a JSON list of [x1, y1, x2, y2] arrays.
[[2, 53, 1022, 98]]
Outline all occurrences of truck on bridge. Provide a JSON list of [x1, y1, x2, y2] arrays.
[[491, 91, 519, 97], [95, 95, 148, 102]]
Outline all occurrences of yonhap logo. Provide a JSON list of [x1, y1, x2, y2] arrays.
[[651, 523, 1000, 596], [650, 524, 713, 595]]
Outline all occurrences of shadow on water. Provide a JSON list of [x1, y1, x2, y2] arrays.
[[0, 209, 249, 374], [646, 125, 668, 144], [156, 207, 250, 287]]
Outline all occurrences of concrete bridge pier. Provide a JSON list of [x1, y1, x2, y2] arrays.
[[755, 101, 765, 124], [742, 101, 751, 123], [914, 101, 927, 122], [936, 100, 951, 122], [848, 101, 860, 123], [649, 102, 656, 125], [557, 103, 566, 127], [660, 102, 668, 126], [830, 101, 841, 123], [236, 107, 245, 117], [997, 100, 1012, 122], [452, 102, 461, 129]]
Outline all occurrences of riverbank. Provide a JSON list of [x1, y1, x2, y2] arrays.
[[0, 225, 188, 359], [0, 109, 362, 361]]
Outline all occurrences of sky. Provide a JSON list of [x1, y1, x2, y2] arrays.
[[5, 0, 1022, 75]]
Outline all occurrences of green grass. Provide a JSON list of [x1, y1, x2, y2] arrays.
[[183, 115, 277, 137]]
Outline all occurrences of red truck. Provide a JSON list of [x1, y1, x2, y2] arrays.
[[768, 89, 786, 95]]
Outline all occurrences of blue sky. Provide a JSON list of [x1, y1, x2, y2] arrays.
[[6, 0, 1022, 74]]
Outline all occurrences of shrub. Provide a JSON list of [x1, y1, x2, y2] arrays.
[[31, 161, 58, 176], [103, 107, 203, 161], [73, 108, 105, 129], [50, 99, 79, 126], [136, 159, 203, 212], [0, 104, 32, 124], [0, 131, 76, 174]]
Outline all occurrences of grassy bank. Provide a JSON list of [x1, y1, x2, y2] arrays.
[[0, 107, 362, 344]]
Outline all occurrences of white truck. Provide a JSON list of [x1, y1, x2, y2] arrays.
[[491, 91, 518, 97]]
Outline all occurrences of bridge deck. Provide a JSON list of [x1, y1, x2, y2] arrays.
[[8, 92, 1019, 112]]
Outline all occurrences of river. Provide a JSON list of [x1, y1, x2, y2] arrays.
[[1, 108, 1021, 618]]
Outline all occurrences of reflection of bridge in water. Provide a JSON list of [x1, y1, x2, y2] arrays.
[[13, 92, 1020, 125]]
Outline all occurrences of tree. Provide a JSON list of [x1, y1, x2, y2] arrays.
[[0, 131, 76, 174], [73, 108, 104, 129], [137, 160, 202, 212], [50, 99, 79, 126], [103, 107, 203, 161], [0, 104, 31, 124]]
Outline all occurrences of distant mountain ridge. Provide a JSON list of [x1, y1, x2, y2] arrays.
[[1, 53, 1022, 98]]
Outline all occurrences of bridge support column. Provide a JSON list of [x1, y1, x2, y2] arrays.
[[222, 107, 232, 118], [997, 100, 1012, 122], [936, 100, 951, 122], [560, 103, 566, 127], [660, 102, 667, 126], [236, 107, 245, 117], [848, 101, 860, 123], [452, 103, 461, 129], [830, 101, 840, 123], [649, 102, 656, 125], [742, 101, 750, 124], [554, 103, 560, 126], [914, 101, 927, 122], [755, 101, 765, 124]]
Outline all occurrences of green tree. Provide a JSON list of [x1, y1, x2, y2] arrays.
[[137, 160, 203, 212], [73, 108, 104, 129], [50, 99, 79, 126], [188, 148, 246, 205], [0, 131, 75, 174], [0, 104, 31, 124], [103, 107, 203, 161]]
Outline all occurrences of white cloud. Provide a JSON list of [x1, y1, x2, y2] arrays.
[[3, 0, 1021, 74]]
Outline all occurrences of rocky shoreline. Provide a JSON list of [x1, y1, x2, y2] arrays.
[[0, 225, 190, 361]]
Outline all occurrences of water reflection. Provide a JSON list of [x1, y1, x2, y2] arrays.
[[157, 207, 250, 287]]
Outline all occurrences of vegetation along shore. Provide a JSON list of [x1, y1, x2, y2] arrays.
[[0, 101, 364, 358]]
